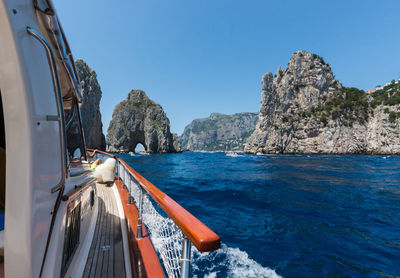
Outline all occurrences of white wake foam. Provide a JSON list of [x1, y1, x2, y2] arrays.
[[130, 177, 281, 278], [192, 243, 282, 278]]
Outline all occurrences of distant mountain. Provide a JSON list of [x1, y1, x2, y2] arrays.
[[180, 112, 259, 152], [245, 50, 400, 154]]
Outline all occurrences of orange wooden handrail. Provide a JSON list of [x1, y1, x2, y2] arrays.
[[115, 179, 165, 277], [87, 149, 221, 252]]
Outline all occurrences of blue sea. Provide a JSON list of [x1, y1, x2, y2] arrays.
[[119, 152, 400, 277]]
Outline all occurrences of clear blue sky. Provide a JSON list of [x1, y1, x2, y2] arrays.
[[54, 0, 400, 135]]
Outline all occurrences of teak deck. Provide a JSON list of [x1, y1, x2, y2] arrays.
[[83, 183, 126, 278]]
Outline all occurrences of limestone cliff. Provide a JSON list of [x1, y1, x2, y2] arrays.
[[76, 60, 106, 150], [106, 90, 180, 153], [245, 51, 400, 154], [180, 112, 258, 151]]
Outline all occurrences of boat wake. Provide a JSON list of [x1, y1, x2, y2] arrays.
[[144, 204, 280, 277], [140, 186, 281, 278], [192, 243, 281, 278], [226, 152, 244, 158]]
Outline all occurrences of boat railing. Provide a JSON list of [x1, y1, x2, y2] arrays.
[[87, 149, 220, 278]]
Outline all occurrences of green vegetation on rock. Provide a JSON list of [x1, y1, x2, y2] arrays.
[[296, 85, 400, 126], [371, 80, 400, 107], [245, 50, 400, 155], [180, 112, 259, 152]]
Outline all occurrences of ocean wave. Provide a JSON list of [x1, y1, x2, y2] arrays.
[[192, 243, 281, 278], [138, 188, 280, 278]]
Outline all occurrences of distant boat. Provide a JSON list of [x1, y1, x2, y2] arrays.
[[226, 151, 239, 157], [139, 151, 149, 156]]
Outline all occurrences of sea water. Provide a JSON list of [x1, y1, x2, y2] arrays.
[[119, 153, 400, 277]]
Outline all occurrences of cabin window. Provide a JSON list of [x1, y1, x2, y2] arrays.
[[34, 0, 54, 14], [64, 107, 86, 160], [61, 197, 81, 276], [34, 3, 86, 161], [90, 190, 94, 207], [0, 91, 5, 264], [0, 91, 5, 216]]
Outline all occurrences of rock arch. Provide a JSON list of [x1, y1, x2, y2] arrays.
[[133, 142, 146, 153]]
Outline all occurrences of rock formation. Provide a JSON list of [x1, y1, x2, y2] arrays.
[[76, 60, 106, 150], [245, 51, 400, 154], [106, 90, 180, 153], [180, 112, 258, 151]]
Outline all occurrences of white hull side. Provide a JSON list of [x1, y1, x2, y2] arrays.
[[0, 0, 64, 276]]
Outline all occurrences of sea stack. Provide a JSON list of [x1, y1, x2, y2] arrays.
[[106, 90, 180, 153], [76, 60, 106, 150], [245, 51, 400, 154]]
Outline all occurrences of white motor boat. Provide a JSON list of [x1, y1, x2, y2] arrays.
[[0, 0, 220, 277]]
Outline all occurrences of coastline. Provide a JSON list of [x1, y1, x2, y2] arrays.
[[111, 150, 400, 156]]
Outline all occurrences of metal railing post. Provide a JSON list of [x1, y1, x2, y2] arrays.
[[118, 164, 125, 189], [123, 167, 126, 189], [180, 236, 192, 278], [128, 175, 133, 204], [136, 186, 143, 238], [124, 167, 128, 188], [116, 160, 119, 179]]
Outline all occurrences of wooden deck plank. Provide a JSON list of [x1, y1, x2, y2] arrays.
[[84, 183, 126, 278], [97, 185, 110, 278], [89, 185, 106, 278], [113, 191, 125, 278], [100, 188, 110, 278], [83, 186, 104, 278], [91, 186, 106, 278], [108, 191, 114, 278]]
